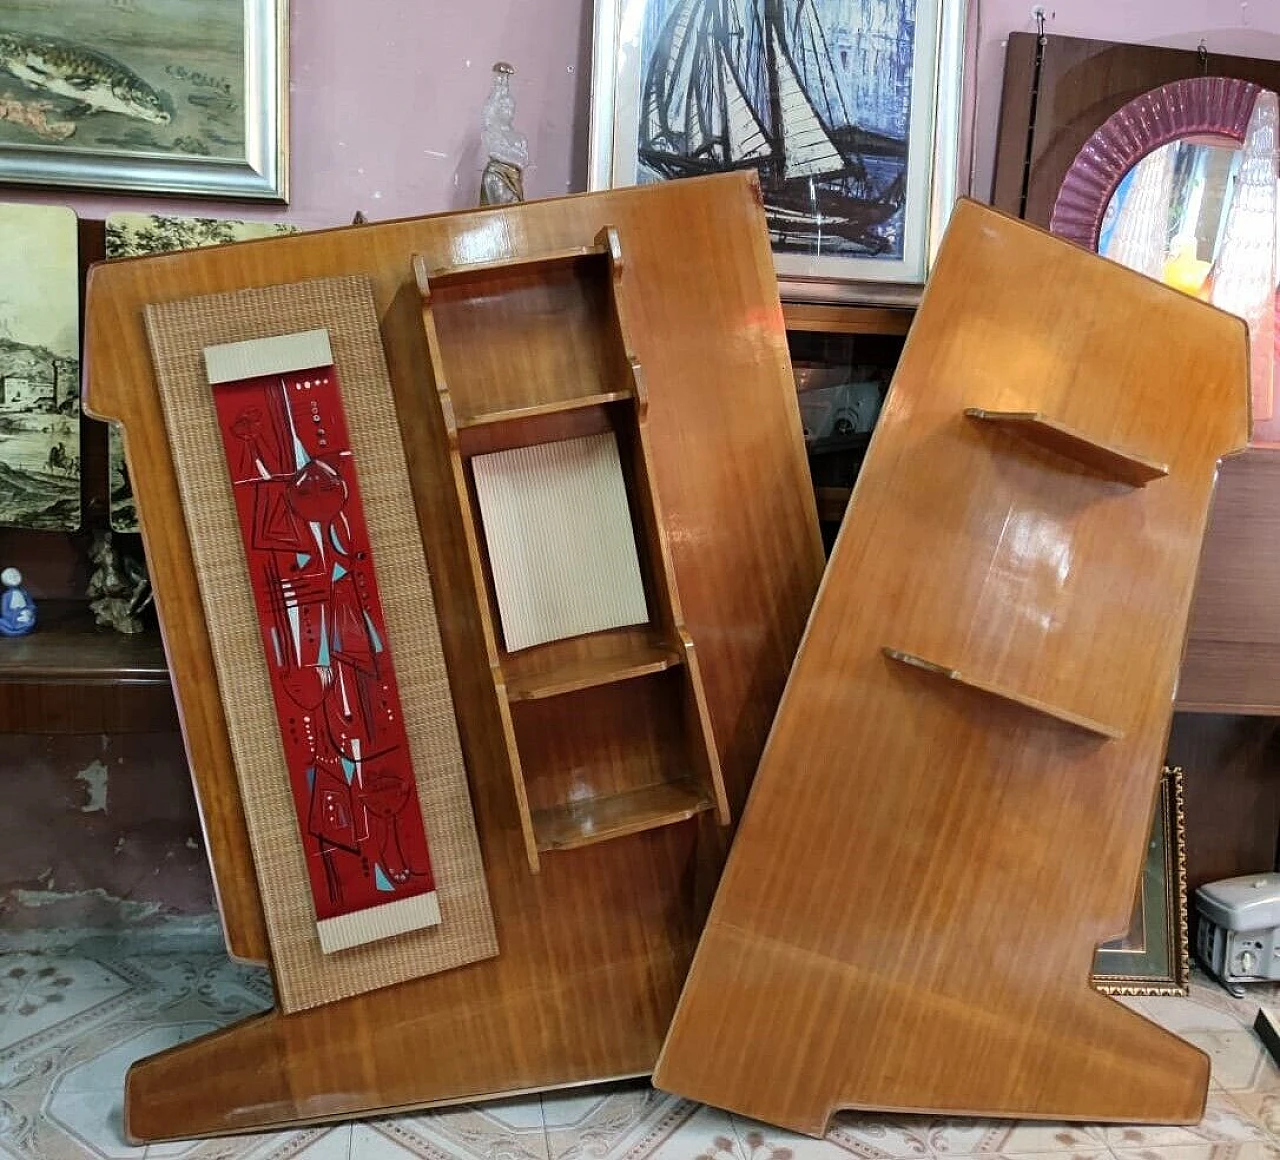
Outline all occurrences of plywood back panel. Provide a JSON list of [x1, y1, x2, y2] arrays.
[[81, 172, 825, 1139], [654, 200, 1250, 1134]]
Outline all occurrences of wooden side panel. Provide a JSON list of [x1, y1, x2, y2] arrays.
[[654, 200, 1250, 1134], [988, 31, 1038, 214], [81, 172, 825, 1139]]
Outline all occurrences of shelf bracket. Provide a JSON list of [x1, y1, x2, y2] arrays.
[[883, 647, 1123, 739]]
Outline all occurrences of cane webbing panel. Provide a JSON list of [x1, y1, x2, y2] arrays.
[[144, 276, 496, 1012]]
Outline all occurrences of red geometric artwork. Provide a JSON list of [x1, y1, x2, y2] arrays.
[[206, 330, 439, 953]]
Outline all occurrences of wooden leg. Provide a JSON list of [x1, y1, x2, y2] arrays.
[[125, 968, 668, 1142], [654, 923, 1209, 1138]]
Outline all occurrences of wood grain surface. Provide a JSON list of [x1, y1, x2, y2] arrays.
[[81, 172, 824, 1140], [417, 227, 729, 872], [654, 200, 1250, 1134]]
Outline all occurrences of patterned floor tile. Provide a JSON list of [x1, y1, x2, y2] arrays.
[[541, 1083, 710, 1160], [1109, 1144, 1280, 1160], [357, 1096, 548, 1159], [0, 956, 134, 1051], [5, 949, 1280, 1158], [1186, 1031, 1280, 1093]]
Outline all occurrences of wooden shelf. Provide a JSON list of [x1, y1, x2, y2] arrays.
[[783, 303, 914, 336], [0, 600, 167, 684], [458, 390, 633, 430], [965, 409, 1168, 487], [883, 647, 1123, 739], [532, 780, 713, 852], [0, 600, 177, 733], [416, 242, 609, 289], [505, 643, 682, 702]]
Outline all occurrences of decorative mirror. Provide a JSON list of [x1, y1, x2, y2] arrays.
[[1051, 77, 1280, 444]]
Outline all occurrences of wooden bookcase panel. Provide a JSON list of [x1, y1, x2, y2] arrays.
[[417, 227, 729, 871]]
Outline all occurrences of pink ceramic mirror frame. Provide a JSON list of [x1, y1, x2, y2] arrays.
[[1049, 76, 1262, 248], [1051, 75, 1280, 443]]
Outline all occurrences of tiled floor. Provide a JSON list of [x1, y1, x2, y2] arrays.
[[1, 947, 1279, 1160]]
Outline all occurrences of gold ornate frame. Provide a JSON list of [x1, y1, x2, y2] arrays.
[[1092, 766, 1190, 997]]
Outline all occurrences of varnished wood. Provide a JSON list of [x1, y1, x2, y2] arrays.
[[456, 390, 634, 429], [781, 302, 914, 336], [882, 648, 1125, 739], [81, 172, 824, 1139], [1166, 714, 1280, 896], [964, 409, 1169, 487], [533, 780, 712, 851], [655, 200, 1249, 1134], [1178, 451, 1280, 713], [417, 225, 730, 872]]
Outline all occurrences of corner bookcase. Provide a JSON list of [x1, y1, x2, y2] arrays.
[[415, 227, 729, 872]]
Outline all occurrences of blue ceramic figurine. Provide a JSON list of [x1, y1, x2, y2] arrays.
[[0, 567, 36, 637]]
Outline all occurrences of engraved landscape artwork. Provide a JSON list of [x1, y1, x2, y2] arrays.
[[0, 0, 243, 159], [637, 0, 917, 259], [105, 213, 299, 531], [0, 202, 79, 530]]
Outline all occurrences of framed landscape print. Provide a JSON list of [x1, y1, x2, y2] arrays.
[[0, 202, 79, 531], [1092, 767, 1190, 997], [104, 212, 300, 530], [587, 0, 966, 303], [0, 0, 287, 200]]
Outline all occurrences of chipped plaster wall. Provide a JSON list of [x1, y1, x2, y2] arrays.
[[0, 734, 214, 937]]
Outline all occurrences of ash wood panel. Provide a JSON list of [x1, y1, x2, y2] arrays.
[[418, 227, 729, 872], [81, 172, 824, 1139], [655, 200, 1249, 1134], [964, 409, 1169, 487], [881, 648, 1124, 739]]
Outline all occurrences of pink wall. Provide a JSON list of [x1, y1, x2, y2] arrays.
[[5, 0, 593, 228], [4, 1, 1280, 232]]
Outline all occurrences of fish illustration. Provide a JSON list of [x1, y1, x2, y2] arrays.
[[0, 31, 169, 125]]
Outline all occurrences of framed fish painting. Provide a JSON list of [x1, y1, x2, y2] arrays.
[[0, 0, 287, 201], [588, 0, 967, 303], [0, 202, 80, 531]]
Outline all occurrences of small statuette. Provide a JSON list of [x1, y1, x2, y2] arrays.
[[0, 567, 37, 637], [479, 61, 528, 206], [86, 530, 153, 635]]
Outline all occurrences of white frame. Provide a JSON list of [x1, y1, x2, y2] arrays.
[[588, 0, 966, 304], [0, 0, 288, 202]]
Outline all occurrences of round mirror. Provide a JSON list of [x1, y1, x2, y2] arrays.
[[1098, 137, 1243, 298], [1051, 77, 1280, 443]]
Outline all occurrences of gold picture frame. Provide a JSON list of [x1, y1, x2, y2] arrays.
[[1092, 766, 1190, 997]]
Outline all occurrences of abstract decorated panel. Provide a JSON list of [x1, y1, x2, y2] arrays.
[[105, 213, 298, 531], [143, 277, 496, 1011], [206, 330, 441, 953], [0, 202, 79, 530]]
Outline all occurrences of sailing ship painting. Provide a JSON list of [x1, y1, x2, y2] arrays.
[[637, 0, 917, 259]]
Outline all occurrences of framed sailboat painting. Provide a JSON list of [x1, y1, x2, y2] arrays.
[[588, 0, 967, 303]]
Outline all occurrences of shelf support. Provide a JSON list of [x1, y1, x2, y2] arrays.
[[965, 408, 1169, 487], [883, 647, 1123, 739]]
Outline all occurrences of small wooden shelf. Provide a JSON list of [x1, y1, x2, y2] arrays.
[[458, 390, 633, 430], [505, 643, 682, 703], [0, 600, 168, 684], [415, 243, 609, 289], [532, 780, 713, 852], [0, 600, 178, 734], [965, 409, 1168, 487], [418, 224, 730, 872], [883, 647, 1123, 739]]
